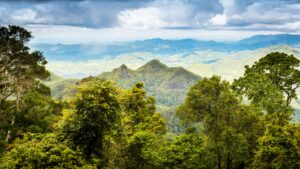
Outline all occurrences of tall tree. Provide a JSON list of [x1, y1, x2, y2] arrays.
[[177, 76, 261, 169], [0, 25, 49, 143], [120, 82, 166, 169], [234, 52, 300, 106], [61, 78, 120, 166], [233, 52, 300, 168]]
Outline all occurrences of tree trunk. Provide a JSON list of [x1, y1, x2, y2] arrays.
[[218, 153, 222, 169], [5, 115, 15, 143], [226, 152, 231, 169], [286, 94, 292, 106], [5, 87, 21, 143]]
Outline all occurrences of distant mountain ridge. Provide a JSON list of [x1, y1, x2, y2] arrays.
[[31, 34, 300, 61], [238, 34, 300, 45], [98, 59, 201, 106]]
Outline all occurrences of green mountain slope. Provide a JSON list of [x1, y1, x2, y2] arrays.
[[98, 59, 201, 106], [44, 73, 79, 100]]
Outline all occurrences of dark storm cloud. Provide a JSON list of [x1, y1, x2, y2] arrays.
[[0, 0, 152, 27], [0, 0, 299, 31]]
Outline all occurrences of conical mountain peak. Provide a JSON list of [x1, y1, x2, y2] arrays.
[[147, 59, 166, 66], [119, 64, 128, 70], [112, 64, 130, 72], [137, 59, 168, 73]]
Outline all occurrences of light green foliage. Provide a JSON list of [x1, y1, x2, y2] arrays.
[[122, 82, 155, 126], [0, 133, 95, 169], [252, 122, 300, 169], [234, 52, 300, 106], [121, 82, 166, 135], [118, 82, 167, 169], [233, 72, 289, 115]]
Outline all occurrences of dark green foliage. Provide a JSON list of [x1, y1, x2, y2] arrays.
[[0, 83, 60, 146], [61, 78, 121, 160], [0, 25, 49, 102], [0, 25, 50, 144], [177, 76, 264, 168], [16, 91, 59, 133], [158, 128, 209, 169], [124, 131, 160, 169], [177, 76, 237, 123]]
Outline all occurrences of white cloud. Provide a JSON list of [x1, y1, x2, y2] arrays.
[[209, 14, 228, 26], [208, 0, 233, 26], [12, 9, 36, 21], [26, 25, 285, 44], [117, 2, 193, 29], [117, 7, 168, 29], [220, 0, 234, 14], [12, 9, 38, 22], [243, 21, 300, 32], [1, 0, 300, 33]]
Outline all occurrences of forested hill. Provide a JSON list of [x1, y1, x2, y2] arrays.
[[45, 59, 201, 107], [98, 59, 201, 106]]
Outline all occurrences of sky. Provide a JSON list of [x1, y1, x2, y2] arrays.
[[1, 0, 300, 43]]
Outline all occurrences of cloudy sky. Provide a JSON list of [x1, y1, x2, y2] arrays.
[[1, 0, 300, 43]]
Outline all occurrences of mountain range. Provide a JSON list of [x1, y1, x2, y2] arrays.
[[40, 34, 300, 121], [46, 59, 201, 107], [31, 34, 300, 61], [98, 59, 201, 106]]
